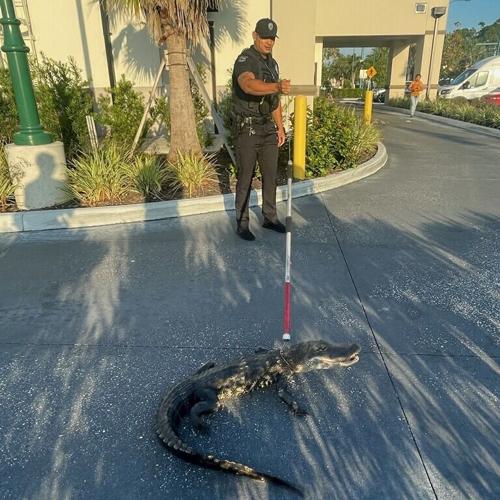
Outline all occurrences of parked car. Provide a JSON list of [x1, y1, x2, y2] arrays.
[[438, 56, 500, 100], [373, 87, 386, 102], [372, 81, 412, 103], [439, 77, 452, 86], [483, 87, 500, 106]]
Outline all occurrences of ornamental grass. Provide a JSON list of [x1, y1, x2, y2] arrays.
[[124, 154, 169, 201], [65, 145, 130, 206], [166, 152, 219, 199], [0, 146, 16, 211]]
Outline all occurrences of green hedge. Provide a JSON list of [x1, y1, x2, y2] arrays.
[[389, 97, 500, 129], [0, 56, 93, 159], [325, 88, 365, 99], [304, 97, 380, 175], [0, 58, 213, 160]]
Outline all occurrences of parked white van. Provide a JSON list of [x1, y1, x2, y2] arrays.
[[438, 56, 500, 100]]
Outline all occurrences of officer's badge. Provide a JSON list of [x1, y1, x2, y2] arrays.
[[238, 55, 247, 62]]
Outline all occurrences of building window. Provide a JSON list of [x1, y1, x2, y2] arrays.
[[415, 3, 427, 14]]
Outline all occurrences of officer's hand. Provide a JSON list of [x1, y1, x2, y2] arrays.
[[277, 127, 286, 147], [279, 79, 291, 95]]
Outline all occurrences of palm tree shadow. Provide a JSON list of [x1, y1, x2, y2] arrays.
[[111, 22, 162, 84]]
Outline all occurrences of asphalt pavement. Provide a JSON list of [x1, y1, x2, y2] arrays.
[[0, 106, 499, 499]]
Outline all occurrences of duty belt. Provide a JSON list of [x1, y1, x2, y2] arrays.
[[240, 116, 271, 126]]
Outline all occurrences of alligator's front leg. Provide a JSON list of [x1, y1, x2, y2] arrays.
[[277, 378, 309, 416], [190, 387, 219, 431]]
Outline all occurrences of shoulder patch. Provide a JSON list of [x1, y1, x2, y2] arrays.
[[237, 55, 248, 63]]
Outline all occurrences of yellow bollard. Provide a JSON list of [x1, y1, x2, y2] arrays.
[[363, 90, 373, 124], [292, 95, 307, 180]]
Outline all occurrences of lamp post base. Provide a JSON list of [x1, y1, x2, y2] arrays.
[[13, 129, 54, 146]]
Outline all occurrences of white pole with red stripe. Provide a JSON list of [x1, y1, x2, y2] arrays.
[[282, 157, 293, 341]]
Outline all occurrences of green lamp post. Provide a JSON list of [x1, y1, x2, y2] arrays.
[[0, 0, 52, 145]]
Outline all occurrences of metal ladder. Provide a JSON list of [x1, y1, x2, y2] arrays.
[[1, 0, 37, 68]]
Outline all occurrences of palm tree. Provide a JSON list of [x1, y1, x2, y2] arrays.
[[107, 0, 219, 161]]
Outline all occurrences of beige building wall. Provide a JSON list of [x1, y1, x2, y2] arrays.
[[273, 0, 317, 87], [387, 42, 411, 99], [5, 1, 162, 93], [315, 0, 449, 36], [206, 0, 271, 97], [415, 23, 448, 98], [107, 9, 162, 93], [27, 0, 110, 90], [2, 0, 450, 101], [315, 39, 324, 88]]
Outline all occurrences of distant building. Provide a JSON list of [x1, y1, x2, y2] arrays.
[[0, 0, 449, 100]]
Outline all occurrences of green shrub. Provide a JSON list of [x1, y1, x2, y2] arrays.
[[166, 152, 218, 198], [1, 57, 93, 158], [191, 65, 214, 148], [326, 88, 365, 99], [150, 95, 171, 133], [31, 55, 93, 158], [305, 98, 380, 175], [96, 75, 149, 150], [388, 96, 500, 129], [65, 144, 130, 206], [450, 96, 469, 106], [123, 154, 168, 201], [218, 87, 236, 147], [0, 69, 18, 144], [0, 145, 16, 210]]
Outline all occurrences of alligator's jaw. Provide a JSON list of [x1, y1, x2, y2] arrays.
[[337, 352, 360, 366]]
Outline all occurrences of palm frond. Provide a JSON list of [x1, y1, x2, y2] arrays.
[[107, 0, 220, 44]]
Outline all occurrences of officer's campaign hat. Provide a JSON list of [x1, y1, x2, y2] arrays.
[[255, 18, 278, 38]]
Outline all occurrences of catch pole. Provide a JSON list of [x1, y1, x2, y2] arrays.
[[282, 94, 308, 341], [282, 155, 293, 341]]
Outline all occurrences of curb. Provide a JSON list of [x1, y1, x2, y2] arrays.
[[0, 142, 387, 233], [381, 104, 500, 138]]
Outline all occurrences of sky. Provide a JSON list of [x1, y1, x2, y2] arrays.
[[446, 0, 499, 30]]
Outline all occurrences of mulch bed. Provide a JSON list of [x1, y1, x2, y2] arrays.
[[1, 148, 376, 212]]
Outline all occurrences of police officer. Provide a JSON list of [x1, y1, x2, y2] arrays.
[[232, 18, 291, 241]]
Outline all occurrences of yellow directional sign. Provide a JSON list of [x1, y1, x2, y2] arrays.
[[367, 66, 377, 79]]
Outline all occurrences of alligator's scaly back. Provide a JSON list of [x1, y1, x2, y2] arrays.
[[156, 341, 360, 496], [156, 381, 304, 495]]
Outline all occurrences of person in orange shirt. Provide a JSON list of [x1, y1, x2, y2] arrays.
[[409, 74, 425, 117]]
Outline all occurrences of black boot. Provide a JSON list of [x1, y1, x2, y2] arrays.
[[262, 219, 286, 233], [237, 225, 255, 241]]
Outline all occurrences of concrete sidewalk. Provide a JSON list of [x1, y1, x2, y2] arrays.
[[0, 107, 499, 499]]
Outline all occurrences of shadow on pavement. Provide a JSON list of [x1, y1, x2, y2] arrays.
[[0, 204, 498, 499]]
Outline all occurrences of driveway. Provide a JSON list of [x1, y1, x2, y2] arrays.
[[0, 106, 498, 499]]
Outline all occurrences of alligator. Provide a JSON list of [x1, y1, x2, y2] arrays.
[[156, 340, 360, 496]]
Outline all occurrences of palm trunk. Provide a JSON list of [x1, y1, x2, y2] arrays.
[[165, 30, 202, 163]]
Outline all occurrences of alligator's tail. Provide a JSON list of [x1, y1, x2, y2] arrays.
[[156, 421, 303, 497]]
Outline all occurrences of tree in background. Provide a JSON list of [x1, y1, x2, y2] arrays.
[[441, 18, 499, 80], [477, 18, 500, 51], [322, 47, 389, 90], [441, 24, 482, 79], [322, 48, 345, 89], [108, 0, 219, 162], [363, 47, 389, 88]]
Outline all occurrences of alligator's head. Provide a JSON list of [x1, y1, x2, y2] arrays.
[[284, 340, 360, 373]]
